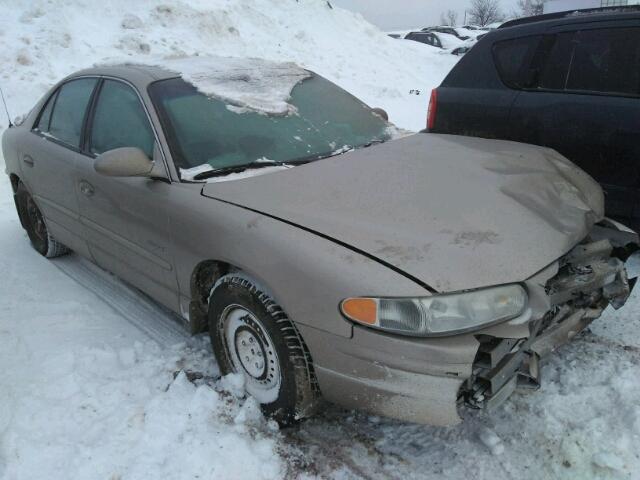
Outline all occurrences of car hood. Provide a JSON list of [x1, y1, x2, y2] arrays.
[[202, 134, 604, 292]]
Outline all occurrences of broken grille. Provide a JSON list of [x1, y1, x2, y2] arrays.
[[461, 237, 632, 411]]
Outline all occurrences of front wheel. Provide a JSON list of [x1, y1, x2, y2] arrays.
[[208, 274, 318, 426]]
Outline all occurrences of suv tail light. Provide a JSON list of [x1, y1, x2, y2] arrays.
[[427, 88, 438, 131]]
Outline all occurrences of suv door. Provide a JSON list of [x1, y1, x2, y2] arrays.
[[76, 78, 179, 310], [509, 24, 640, 226], [22, 77, 98, 256]]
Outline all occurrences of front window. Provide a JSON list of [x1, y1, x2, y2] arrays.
[[89, 80, 155, 158], [149, 74, 391, 178]]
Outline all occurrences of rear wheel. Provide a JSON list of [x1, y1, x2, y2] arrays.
[[208, 274, 318, 426], [15, 182, 69, 258]]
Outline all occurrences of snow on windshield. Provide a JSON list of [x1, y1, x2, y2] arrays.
[[136, 56, 310, 116]]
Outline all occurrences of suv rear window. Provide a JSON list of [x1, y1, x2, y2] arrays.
[[493, 36, 542, 88], [540, 27, 640, 96], [538, 32, 574, 90]]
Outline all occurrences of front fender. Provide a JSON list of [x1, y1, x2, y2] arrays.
[[168, 184, 431, 338]]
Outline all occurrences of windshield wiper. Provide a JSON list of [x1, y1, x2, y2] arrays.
[[192, 160, 289, 180], [288, 150, 348, 165], [292, 139, 388, 164], [363, 139, 387, 148]]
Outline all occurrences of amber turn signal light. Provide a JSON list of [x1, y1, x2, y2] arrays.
[[340, 298, 378, 325]]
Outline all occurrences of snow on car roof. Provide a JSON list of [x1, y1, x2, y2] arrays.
[[110, 55, 311, 116]]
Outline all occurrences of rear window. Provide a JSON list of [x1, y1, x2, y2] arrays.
[[45, 78, 98, 148], [539, 27, 640, 96], [492, 35, 542, 88], [406, 33, 434, 45], [34, 91, 57, 133], [538, 32, 574, 90]]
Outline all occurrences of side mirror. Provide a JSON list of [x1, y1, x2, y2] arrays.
[[372, 107, 389, 122], [94, 147, 154, 177]]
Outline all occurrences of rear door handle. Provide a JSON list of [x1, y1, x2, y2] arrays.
[[23, 155, 34, 167], [79, 180, 94, 197]]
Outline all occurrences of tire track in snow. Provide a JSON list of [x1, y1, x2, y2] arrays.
[[51, 254, 188, 347]]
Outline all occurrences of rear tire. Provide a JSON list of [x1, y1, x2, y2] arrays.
[[15, 182, 69, 258], [208, 274, 318, 426]]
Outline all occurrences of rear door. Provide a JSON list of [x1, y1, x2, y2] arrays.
[[21, 77, 98, 256], [75, 78, 179, 310], [509, 23, 640, 223]]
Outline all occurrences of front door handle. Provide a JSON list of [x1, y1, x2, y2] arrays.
[[79, 180, 94, 197], [23, 155, 35, 167]]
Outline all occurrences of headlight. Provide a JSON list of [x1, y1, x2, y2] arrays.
[[340, 284, 527, 337]]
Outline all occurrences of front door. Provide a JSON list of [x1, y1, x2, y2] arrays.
[[74, 78, 179, 310]]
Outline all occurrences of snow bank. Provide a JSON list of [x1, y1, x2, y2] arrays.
[[0, 192, 285, 479], [0, 0, 457, 134], [0, 338, 284, 479], [0, 174, 286, 478]]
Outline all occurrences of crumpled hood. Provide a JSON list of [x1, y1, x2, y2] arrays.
[[202, 134, 604, 292]]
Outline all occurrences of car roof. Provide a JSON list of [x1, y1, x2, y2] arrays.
[[67, 63, 179, 90], [500, 6, 640, 31], [66, 56, 309, 90]]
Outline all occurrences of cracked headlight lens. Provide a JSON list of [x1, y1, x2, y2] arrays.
[[340, 284, 527, 336]]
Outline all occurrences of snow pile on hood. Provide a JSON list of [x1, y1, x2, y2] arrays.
[[124, 56, 311, 115], [0, 0, 458, 134]]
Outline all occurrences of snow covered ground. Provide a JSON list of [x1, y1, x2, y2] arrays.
[[1, 1, 640, 479]]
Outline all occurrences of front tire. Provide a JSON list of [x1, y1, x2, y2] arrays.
[[15, 182, 69, 258], [208, 274, 318, 426]]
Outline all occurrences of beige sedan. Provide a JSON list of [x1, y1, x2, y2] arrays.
[[2, 56, 637, 426]]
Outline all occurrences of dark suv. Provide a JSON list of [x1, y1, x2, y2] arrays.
[[428, 8, 640, 228]]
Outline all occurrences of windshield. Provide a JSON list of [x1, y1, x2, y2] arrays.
[[148, 74, 391, 177]]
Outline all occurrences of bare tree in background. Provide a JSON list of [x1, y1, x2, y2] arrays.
[[516, 0, 545, 17], [439, 9, 459, 26], [468, 0, 502, 26]]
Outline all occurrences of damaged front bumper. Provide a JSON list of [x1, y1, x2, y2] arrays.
[[307, 222, 637, 426], [460, 223, 637, 412]]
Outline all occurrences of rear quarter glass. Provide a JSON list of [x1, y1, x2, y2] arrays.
[[492, 35, 543, 89], [440, 38, 504, 89]]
